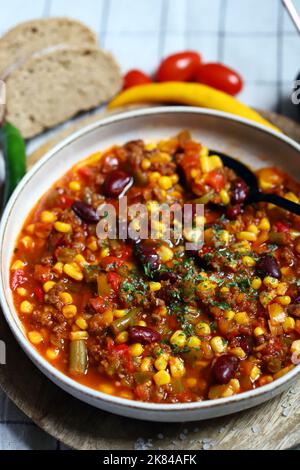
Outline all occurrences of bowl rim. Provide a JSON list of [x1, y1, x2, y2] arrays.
[[1, 105, 300, 414]]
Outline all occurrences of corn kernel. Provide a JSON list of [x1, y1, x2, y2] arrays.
[[224, 310, 235, 321], [63, 263, 83, 281], [277, 295, 291, 306], [247, 224, 259, 234], [11, 260, 25, 270], [46, 348, 60, 360], [26, 224, 35, 234], [169, 357, 186, 378], [171, 174, 179, 184], [259, 290, 277, 307], [154, 353, 169, 371], [234, 312, 249, 325], [99, 383, 115, 394], [236, 231, 257, 242], [195, 321, 211, 336], [242, 256, 256, 267], [20, 301, 33, 314], [263, 276, 279, 288], [114, 309, 128, 318], [21, 236, 34, 250], [43, 281, 56, 293], [149, 281, 161, 292], [88, 238, 98, 251], [210, 336, 227, 353], [170, 330, 187, 348], [159, 176, 173, 190], [251, 277, 262, 290], [74, 254, 86, 266], [197, 280, 216, 294], [250, 365, 261, 382], [219, 230, 230, 245], [138, 320, 147, 326], [140, 357, 152, 372], [59, 292, 73, 305], [53, 262, 63, 275], [268, 303, 286, 324], [70, 331, 88, 341], [220, 189, 230, 205], [54, 221, 72, 233], [158, 245, 174, 262], [100, 247, 110, 258], [254, 326, 265, 337], [130, 343, 144, 357], [291, 340, 300, 353], [40, 211, 57, 223], [28, 331, 43, 345], [69, 181, 81, 192], [186, 377, 197, 388], [145, 142, 157, 151], [17, 287, 27, 297], [141, 158, 151, 170], [283, 316, 295, 332], [258, 217, 271, 231], [285, 192, 299, 203], [187, 336, 201, 349], [75, 317, 88, 330], [115, 331, 129, 344], [62, 304, 77, 318], [153, 370, 171, 386], [220, 286, 230, 293], [149, 171, 161, 184], [230, 347, 246, 359], [277, 282, 288, 295]]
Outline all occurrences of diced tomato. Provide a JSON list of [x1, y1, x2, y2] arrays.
[[34, 286, 44, 302], [107, 272, 121, 293], [113, 344, 134, 372], [34, 265, 53, 283], [119, 244, 132, 260], [59, 195, 74, 209], [106, 337, 114, 353], [123, 69, 152, 90], [78, 166, 94, 179], [11, 270, 27, 290], [275, 221, 290, 233], [205, 171, 225, 191], [100, 256, 125, 270], [90, 296, 110, 313]]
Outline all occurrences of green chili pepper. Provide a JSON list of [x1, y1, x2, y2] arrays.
[[0, 122, 26, 206]]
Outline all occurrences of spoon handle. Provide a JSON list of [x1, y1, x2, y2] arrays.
[[248, 192, 300, 215]]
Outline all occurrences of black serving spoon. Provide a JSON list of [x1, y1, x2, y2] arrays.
[[209, 150, 300, 216]]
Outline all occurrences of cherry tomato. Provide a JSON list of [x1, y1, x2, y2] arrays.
[[123, 69, 152, 90], [195, 63, 243, 96], [156, 51, 202, 82], [107, 272, 121, 293]]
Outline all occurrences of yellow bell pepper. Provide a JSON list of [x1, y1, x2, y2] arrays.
[[108, 82, 280, 133]]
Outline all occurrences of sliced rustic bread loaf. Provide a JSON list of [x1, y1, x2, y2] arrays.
[[0, 17, 97, 78], [5, 47, 122, 138]]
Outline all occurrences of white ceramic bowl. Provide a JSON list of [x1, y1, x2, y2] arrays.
[[1, 107, 300, 422]]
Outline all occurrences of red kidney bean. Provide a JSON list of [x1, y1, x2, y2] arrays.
[[226, 204, 242, 220], [129, 326, 161, 344], [256, 254, 281, 279], [135, 242, 160, 274], [212, 354, 239, 384], [231, 178, 249, 204], [157, 271, 177, 283], [237, 335, 253, 356], [103, 170, 133, 197], [72, 201, 100, 224]]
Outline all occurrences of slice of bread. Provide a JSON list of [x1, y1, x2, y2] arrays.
[[0, 17, 97, 78], [5, 47, 122, 138]]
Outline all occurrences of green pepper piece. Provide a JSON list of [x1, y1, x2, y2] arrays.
[[1, 122, 26, 205], [110, 308, 139, 335]]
